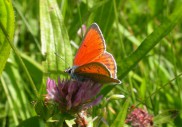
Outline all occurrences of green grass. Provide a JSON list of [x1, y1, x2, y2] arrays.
[[1, 0, 182, 126]]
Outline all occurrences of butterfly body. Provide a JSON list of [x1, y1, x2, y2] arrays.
[[66, 23, 121, 84]]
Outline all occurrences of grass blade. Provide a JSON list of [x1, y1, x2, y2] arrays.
[[0, 0, 14, 76], [1, 76, 19, 125], [120, 3, 182, 78], [111, 98, 130, 127], [154, 110, 179, 126]]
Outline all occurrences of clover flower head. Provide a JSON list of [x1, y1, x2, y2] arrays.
[[45, 77, 102, 114], [126, 107, 153, 127]]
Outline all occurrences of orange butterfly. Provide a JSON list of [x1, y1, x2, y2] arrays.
[[65, 23, 121, 84]]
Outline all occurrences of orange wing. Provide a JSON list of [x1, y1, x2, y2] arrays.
[[77, 73, 121, 84], [93, 52, 117, 79], [74, 62, 111, 77], [74, 62, 121, 84], [73, 23, 106, 66]]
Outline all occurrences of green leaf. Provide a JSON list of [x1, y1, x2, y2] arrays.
[[17, 116, 45, 127], [40, 0, 72, 80], [34, 100, 50, 121], [3, 59, 34, 119], [154, 110, 179, 126], [18, 53, 43, 85], [111, 98, 130, 127], [0, 0, 15, 76]]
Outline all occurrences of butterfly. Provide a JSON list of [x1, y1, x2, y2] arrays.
[[65, 23, 121, 84]]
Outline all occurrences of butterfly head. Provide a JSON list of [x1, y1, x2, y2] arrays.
[[65, 66, 78, 78], [65, 67, 72, 74], [65, 66, 90, 82]]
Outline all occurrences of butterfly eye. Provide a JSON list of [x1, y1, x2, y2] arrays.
[[68, 69, 72, 74], [65, 68, 72, 74]]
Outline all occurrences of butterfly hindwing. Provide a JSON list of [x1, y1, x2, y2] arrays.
[[74, 62, 111, 77], [74, 62, 120, 84], [76, 73, 121, 84], [92, 52, 117, 79]]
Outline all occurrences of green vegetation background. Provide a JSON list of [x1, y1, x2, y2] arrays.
[[0, 0, 182, 126]]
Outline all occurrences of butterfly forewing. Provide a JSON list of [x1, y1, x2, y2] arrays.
[[74, 23, 106, 66]]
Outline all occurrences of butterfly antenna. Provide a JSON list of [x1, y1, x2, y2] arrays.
[[54, 52, 71, 67]]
